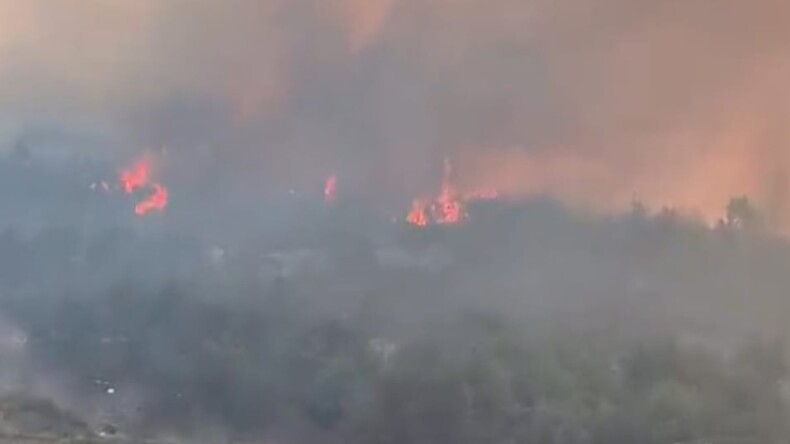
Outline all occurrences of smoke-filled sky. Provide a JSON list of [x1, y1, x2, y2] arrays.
[[2, 0, 790, 225]]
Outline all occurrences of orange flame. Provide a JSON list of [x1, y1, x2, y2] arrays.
[[324, 174, 338, 204], [433, 159, 463, 224], [119, 154, 169, 217], [134, 183, 169, 216], [119, 156, 152, 194], [406, 158, 498, 228], [406, 199, 429, 227]]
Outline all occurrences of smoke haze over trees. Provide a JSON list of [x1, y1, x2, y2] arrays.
[[2, 149, 790, 442], [1, 1, 790, 443]]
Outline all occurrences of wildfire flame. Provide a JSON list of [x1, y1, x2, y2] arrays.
[[119, 154, 169, 217], [434, 159, 463, 224], [134, 183, 169, 216], [120, 156, 152, 194], [325, 174, 338, 204], [406, 158, 499, 228], [406, 199, 429, 227]]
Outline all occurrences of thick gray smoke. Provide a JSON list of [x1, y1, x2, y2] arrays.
[[3, 2, 790, 442], [2, 0, 790, 223]]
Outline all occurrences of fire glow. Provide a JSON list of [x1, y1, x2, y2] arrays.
[[406, 159, 499, 228], [135, 183, 169, 216], [119, 154, 169, 217], [406, 199, 429, 227], [324, 174, 338, 204], [119, 156, 151, 194]]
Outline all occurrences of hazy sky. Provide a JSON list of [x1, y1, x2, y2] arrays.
[[1, 0, 790, 225]]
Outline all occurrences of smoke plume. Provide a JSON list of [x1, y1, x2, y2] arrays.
[[1, 0, 789, 223]]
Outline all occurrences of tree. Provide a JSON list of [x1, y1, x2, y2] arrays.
[[725, 196, 763, 231]]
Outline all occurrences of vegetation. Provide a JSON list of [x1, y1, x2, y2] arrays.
[[0, 196, 790, 442]]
